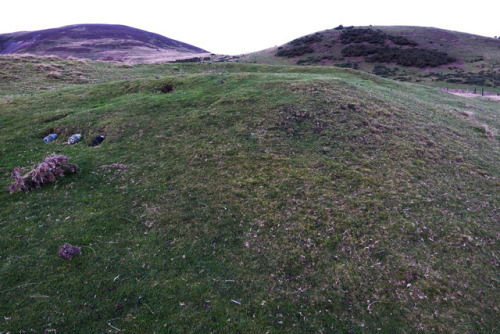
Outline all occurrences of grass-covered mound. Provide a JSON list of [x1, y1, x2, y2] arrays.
[[0, 58, 498, 332]]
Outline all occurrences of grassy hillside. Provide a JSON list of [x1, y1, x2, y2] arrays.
[[0, 56, 499, 332], [240, 26, 500, 88]]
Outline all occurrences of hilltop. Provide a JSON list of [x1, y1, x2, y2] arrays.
[[0, 56, 498, 332], [0, 24, 211, 63], [240, 26, 500, 87]]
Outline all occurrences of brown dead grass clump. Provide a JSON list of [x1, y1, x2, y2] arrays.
[[8, 154, 78, 194], [36, 63, 56, 72], [480, 124, 494, 139], [47, 71, 62, 79], [460, 110, 474, 118]]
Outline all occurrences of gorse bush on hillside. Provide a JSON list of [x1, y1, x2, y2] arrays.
[[276, 46, 315, 58], [369, 47, 455, 67], [339, 28, 418, 46], [275, 33, 322, 58], [341, 44, 456, 67], [8, 154, 78, 194], [290, 33, 323, 46], [340, 28, 388, 44]]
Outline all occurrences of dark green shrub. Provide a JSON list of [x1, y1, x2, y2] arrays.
[[297, 57, 318, 65], [170, 57, 202, 63], [335, 62, 359, 69], [340, 28, 388, 44], [464, 76, 485, 85], [342, 44, 456, 68], [341, 44, 380, 57], [368, 48, 456, 67], [373, 65, 399, 76], [276, 46, 314, 58], [388, 35, 418, 46], [290, 33, 323, 46], [338, 28, 419, 48]]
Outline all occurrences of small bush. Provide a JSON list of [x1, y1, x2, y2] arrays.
[[339, 28, 419, 46], [8, 154, 78, 194], [290, 33, 323, 46], [388, 35, 418, 46], [170, 57, 203, 63], [341, 44, 456, 68], [341, 44, 380, 57], [335, 62, 360, 69], [340, 28, 388, 45], [276, 46, 314, 58], [373, 65, 399, 77]]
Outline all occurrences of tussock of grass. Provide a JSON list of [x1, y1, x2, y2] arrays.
[[480, 123, 495, 139], [0, 58, 498, 332]]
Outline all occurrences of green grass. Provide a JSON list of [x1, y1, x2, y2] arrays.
[[0, 57, 499, 333]]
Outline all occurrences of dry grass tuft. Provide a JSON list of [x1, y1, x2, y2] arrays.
[[47, 71, 62, 79], [480, 124, 495, 139], [460, 110, 474, 118]]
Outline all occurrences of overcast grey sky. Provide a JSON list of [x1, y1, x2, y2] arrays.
[[1, 0, 499, 55]]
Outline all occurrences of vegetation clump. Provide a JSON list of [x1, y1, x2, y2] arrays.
[[372, 64, 400, 77], [388, 35, 418, 46], [296, 55, 341, 65], [8, 154, 77, 194], [370, 47, 455, 67], [423, 69, 500, 86], [170, 57, 203, 63], [290, 33, 323, 46], [341, 44, 380, 57], [339, 28, 418, 46], [340, 28, 389, 44], [276, 45, 315, 57], [276, 33, 323, 58], [334, 61, 360, 69], [342, 44, 456, 67]]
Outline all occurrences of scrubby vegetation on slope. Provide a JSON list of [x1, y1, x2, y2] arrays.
[[277, 27, 456, 68], [252, 26, 500, 87], [341, 44, 456, 68], [0, 57, 498, 333]]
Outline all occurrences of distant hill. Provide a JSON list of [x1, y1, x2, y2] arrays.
[[0, 24, 211, 63], [240, 26, 500, 87]]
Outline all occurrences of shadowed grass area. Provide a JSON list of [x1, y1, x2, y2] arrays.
[[0, 58, 498, 332]]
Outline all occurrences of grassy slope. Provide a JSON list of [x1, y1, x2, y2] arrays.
[[240, 26, 500, 88], [0, 57, 499, 333]]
